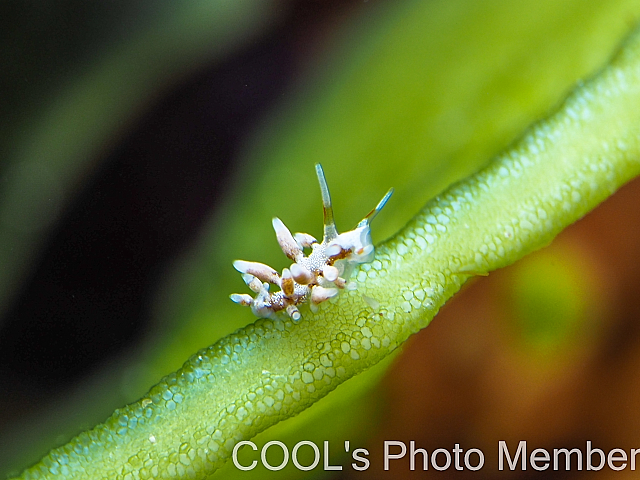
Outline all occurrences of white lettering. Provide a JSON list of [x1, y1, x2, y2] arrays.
[[291, 441, 320, 471], [530, 448, 549, 471], [631, 448, 640, 470], [553, 448, 582, 471], [261, 440, 289, 471], [499, 440, 527, 470], [409, 441, 428, 470], [352, 448, 370, 471], [587, 441, 605, 471], [465, 448, 484, 470], [431, 448, 451, 471], [453, 443, 463, 470], [384, 441, 406, 470], [608, 448, 627, 471], [323, 441, 341, 471], [232, 441, 257, 471]]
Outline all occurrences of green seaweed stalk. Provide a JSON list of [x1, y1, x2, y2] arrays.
[[14, 20, 640, 480]]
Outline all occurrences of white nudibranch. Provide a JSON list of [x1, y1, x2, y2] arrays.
[[230, 163, 393, 322]]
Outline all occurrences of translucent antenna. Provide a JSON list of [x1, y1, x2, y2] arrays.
[[357, 188, 394, 227], [315, 164, 338, 240]]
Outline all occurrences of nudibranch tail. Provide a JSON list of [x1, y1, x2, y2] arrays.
[[230, 164, 392, 322]]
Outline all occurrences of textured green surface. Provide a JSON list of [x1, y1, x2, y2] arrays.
[[14, 20, 640, 479]]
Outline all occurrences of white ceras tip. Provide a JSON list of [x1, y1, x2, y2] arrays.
[[233, 260, 281, 286], [311, 286, 339, 305], [294, 232, 317, 248], [325, 243, 342, 258], [286, 305, 301, 321], [241, 273, 263, 293], [281, 268, 295, 297], [232, 259, 251, 273], [322, 264, 340, 282], [290, 263, 313, 285], [230, 293, 253, 306], [272, 217, 302, 261], [230, 164, 392, 322]]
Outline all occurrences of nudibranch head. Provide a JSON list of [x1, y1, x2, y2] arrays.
[[230, 163, 392, 322]]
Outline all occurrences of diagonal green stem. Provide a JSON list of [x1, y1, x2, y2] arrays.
[[15, 22, 640, 480]]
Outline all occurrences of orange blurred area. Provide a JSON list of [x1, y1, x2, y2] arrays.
[[342, 175, 640, 479]]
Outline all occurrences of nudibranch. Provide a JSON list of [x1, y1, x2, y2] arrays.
[[230, 164, 393, 322]]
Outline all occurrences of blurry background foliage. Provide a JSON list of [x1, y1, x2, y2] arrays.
[[2, 0, 640, 478]]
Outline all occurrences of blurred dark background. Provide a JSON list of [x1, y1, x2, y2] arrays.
[[0, 0, 372, 453]]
